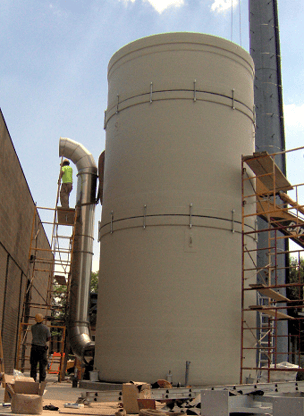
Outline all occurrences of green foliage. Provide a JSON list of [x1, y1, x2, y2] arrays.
[[288, 257, 304, 301], [287, 257, 304, 322], [50, 271, 98, 335], [90, 270, 99, 293], [51, 284, 67, 319]]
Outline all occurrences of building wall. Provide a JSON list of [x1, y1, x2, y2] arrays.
[[0, 109, 51, 373]]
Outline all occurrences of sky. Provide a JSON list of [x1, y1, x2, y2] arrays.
[[1, 0, 304, 271]]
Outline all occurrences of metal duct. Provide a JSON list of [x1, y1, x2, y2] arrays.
[[59, 137, 98, 360]]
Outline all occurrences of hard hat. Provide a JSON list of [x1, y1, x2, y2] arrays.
[[35, 313, 44, 323], [61, 159, 70, 166]]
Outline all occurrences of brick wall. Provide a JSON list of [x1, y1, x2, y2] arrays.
[[0, 110, 52, 373]]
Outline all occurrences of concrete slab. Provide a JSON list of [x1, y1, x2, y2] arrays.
[[0, 374, 120, 416]]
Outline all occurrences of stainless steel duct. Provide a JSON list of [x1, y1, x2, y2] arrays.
[[59, 137, 98, 360]]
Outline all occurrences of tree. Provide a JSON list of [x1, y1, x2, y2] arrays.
[[89, 271, 98, 327], [287, 257, 304, 305], [50, 270, 98, 333], [287, 257, 304, 365], [90, 270, 98, 293]]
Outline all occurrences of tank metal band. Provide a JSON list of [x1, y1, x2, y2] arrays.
[[104, 88, 255, 128], [98, 212, 256, 240]]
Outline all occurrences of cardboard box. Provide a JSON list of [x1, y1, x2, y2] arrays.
[[122, 382, 151, 414], [12, 394, 43, 415], [6, 379, 46, 415], [2, 374, 35, 403], [2, 374, 14, 401], [137, 399, 156, 411]]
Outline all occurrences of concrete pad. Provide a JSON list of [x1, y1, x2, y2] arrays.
[[0, 374, 121, 416]]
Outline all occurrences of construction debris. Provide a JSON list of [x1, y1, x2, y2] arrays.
[[43, 404, 59, 411], [115, 409, 126, 416], [122, 382, 151, 414], [64, 402, 85, 409], [139, 410, 183, 416], [78, 378, 304, 416], [8, 380, 46, 415]]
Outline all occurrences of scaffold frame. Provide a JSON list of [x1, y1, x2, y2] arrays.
[[241, 146, 304, 384], [15, 177, 77, 381]]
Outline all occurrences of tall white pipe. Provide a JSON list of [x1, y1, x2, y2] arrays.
[[59, 137, 98, 360]]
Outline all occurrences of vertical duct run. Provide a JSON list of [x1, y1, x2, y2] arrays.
[[249, 0, 288, 361], [59, 137, 98, 360], [249, 0, 286, 170]]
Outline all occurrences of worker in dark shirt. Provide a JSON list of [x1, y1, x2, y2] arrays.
[[30, 314, 51, 382]]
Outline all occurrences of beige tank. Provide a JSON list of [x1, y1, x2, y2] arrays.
[[96, 32, 256, 385]]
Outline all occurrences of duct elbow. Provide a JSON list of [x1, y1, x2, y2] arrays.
[[59, 137, 97, 172], [69, 323, 95, 361]]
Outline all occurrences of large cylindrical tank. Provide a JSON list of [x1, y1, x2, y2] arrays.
[[96, 32, 256, 385]]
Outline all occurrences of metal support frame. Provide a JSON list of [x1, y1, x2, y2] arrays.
[[79, 381, 304, 415], [241, 147, 304, 384], [201, 389, 304, 415], [15, 180, 77, 381]]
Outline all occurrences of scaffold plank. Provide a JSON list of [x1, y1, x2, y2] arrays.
[[249, 284, 289, 302], [243, 152, 292, 192], [256, 199, 304, 249], [249, 305, 294, 320], [55, 275, 67, 285], [57, 207, 76, 225]]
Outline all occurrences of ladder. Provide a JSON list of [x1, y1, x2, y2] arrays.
[[15, 181, 77, 381], [256, 292, 274, 377]]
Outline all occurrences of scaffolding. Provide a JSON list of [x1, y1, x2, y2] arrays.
[[241, 147, 304, 383], [15, 189, 76, 381]]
